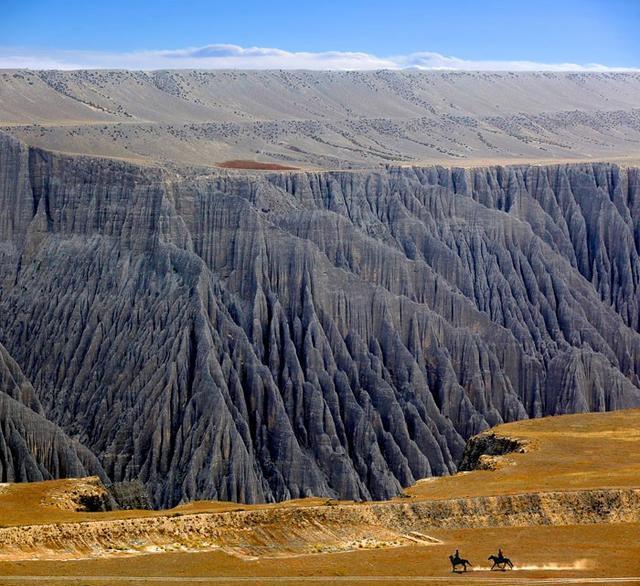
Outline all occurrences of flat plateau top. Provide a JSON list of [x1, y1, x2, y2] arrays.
[[1, 70, 639, 169]]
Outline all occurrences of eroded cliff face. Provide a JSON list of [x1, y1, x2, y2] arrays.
[[0, 342, 105, 483], [1, 131, 640, 506]]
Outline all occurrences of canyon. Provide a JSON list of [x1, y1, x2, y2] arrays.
[[2, 119, 640, 504], [1, 70, 640, 507]]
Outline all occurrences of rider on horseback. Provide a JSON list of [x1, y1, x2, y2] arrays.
[[449, 549, 472, 573], [452, 549, 464, 564], [489, 547, 514, 570]]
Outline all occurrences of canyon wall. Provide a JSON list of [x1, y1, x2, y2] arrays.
[[1, 131, 640, 506]]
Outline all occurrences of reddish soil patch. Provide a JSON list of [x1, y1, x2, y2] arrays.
[[217, 159, 299, 171]]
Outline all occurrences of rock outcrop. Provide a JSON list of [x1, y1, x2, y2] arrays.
[[107, 480, 153, 510], [1, 130, 640, 506], [457, 433, 527, 472], [41, 476, 115, 513]]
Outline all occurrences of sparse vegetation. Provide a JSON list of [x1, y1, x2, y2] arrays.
[[2, 71, 639, 168]]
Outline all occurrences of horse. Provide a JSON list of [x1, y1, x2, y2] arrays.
[[488, 554, 514, 570], [449, 554, 472, 573]]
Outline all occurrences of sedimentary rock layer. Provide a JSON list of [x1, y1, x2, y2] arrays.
[[1, 131, 640, 506], [0, 487, 638, 561]]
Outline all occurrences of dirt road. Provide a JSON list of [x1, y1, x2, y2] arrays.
[[1, 575, 640, 584]]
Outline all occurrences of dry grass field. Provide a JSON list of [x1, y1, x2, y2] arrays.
[[0, 410, 639, 584], [406, 409, 640, 500]]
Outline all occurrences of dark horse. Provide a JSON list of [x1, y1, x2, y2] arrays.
[[488, 554, 514, 570], [449, 554, 472, 573]]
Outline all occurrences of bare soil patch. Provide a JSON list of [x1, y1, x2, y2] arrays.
[[216, 160, 299, 171]]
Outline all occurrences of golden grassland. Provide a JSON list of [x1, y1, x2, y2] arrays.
[[1, 409, 640, 584], [406, 409, 640, 501]]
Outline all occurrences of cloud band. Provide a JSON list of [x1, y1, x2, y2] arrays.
[[0, 44, 635, 71]]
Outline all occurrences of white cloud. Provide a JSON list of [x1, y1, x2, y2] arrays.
[[0, 44, 635, 71], [392, 51, 636, 72]]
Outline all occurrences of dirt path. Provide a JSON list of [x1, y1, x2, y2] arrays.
[[1, 576, 640, 584]]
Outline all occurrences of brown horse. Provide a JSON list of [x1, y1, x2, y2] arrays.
[[488, 554, 514, 570], [449, 554, 472, 572]]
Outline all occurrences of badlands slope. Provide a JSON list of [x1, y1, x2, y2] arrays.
[[4, 130, 640, 506]]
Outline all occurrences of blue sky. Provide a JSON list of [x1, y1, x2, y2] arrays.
[[1, 0, 638, 70]]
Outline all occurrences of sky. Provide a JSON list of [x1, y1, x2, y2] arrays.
[[0, 0, 638, 70]]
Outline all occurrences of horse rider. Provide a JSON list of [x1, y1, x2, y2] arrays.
[[498, 548, 504, 561], [453, 549, 461, 563]]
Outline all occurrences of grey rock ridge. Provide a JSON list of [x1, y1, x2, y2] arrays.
[[0, 342, 106, 482], [1, 130, 640, 506]]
